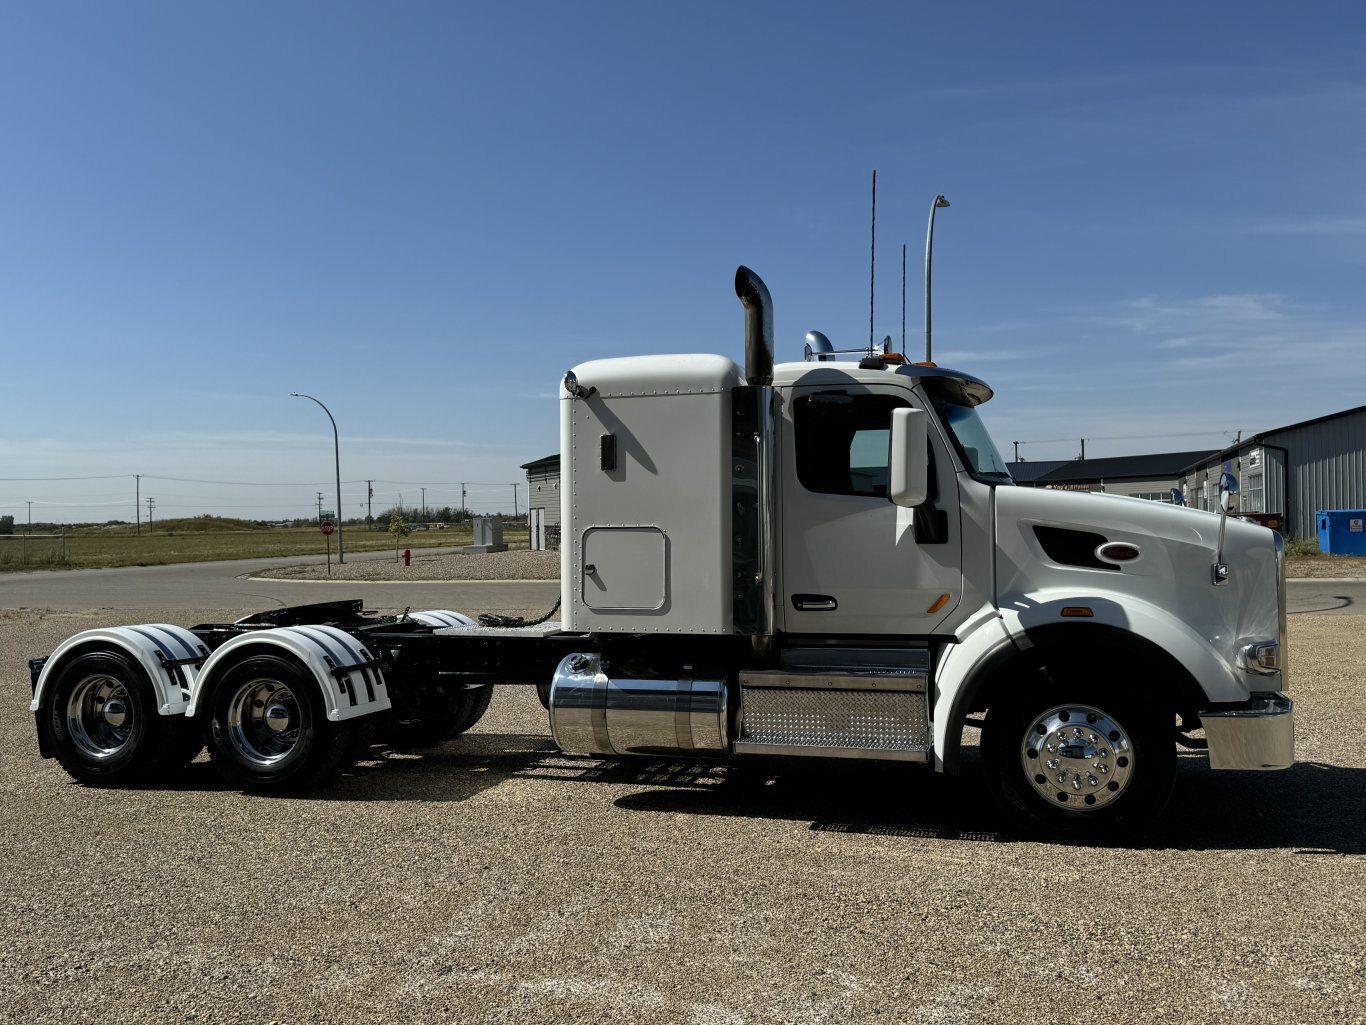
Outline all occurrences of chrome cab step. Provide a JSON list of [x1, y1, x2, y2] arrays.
[[735, 655, 931, 762]]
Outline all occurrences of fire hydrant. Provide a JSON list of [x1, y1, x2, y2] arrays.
[[403, 548, 411, 567]]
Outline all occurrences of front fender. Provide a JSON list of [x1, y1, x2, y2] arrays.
[[998, 587, 1265, 704], [187, 625, 391, 722], [932, 604, 1019, 773]]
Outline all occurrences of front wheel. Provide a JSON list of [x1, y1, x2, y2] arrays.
[[982, 686, 1175, 843], [206, 654, 352, 792]]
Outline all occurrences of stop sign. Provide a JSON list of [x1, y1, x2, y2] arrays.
[[321, 520, 335, 537]]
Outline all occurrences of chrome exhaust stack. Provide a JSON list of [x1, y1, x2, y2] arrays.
[[735, 265, 773, 387]]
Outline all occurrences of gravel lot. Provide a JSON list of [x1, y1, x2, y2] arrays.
[[3, 607, 1363, 1024]]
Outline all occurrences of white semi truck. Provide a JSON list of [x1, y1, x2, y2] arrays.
[[27, 267, 1292, 840]]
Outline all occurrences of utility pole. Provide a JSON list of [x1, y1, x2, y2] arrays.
[[135, 474, 141, 536], [146, 497, 155, 531], [421, 487, 427, 522], [367, 480, 374, 529], [512, 483, 519, 518], [316, 492, 324, 523], [1079, 439, 1086, 461], [461, 483, 467, 522], [1012, 441, 1021, 462]]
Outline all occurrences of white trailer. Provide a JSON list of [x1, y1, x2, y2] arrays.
[[28, 267, 1291, 841]]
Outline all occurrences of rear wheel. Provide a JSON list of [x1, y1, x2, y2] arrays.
[[206, 654, 351, 792], [42, 651, 191, 786], [982, 675, 1176, 843], [390, 681, 492, 747]]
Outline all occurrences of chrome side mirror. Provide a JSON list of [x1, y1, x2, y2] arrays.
[[1219, 470, 1239, 513]]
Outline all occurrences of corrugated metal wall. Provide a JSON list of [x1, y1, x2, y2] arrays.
[[1180, 408, 1366, 537], [1267, 408, 1366, 538], [525, 466, 561, 528]]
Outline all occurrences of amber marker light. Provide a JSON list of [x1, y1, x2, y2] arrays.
[[927, 593, 951, 613], [1061, 607, 1094, 618]]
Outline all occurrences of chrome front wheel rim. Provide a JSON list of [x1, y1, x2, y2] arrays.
[[1020, 704, 1134, 812], [226, 678, 303, 767], [65, 674, 134, 759]]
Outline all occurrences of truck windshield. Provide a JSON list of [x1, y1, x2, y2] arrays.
[[932, 398, 1013, 483]]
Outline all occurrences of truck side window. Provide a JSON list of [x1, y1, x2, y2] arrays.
[[794, 393, 909, 497]]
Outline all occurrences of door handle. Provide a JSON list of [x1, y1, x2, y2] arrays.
[[792, 594, 838, 611]]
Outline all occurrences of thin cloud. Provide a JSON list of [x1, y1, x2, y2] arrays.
[[1246, 217, 1366, 237]]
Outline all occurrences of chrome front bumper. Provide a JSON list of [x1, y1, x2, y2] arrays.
[[1202, 694, 1294, 770]]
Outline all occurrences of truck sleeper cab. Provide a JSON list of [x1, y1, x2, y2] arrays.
[[27, 266, 1292, 842]]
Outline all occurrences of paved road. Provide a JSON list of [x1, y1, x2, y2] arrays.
[[0, 550, 559, 615], [0, 556, 1360, 615]]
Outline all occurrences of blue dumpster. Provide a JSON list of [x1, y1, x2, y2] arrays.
[[1316, 509, 1366, 555]]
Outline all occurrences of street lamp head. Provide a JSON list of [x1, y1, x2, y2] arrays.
[[934, 195, 951, 208]]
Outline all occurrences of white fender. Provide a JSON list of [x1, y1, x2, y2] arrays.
[[187, 625, 392, 722], [30, 624, 208, 716], [931, 604, 1019, 772], [997, 587, 1255, 703], [405, 610, 477, 629]]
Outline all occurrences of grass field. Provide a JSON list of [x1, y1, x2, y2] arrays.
[[0, 517, 528, 571]]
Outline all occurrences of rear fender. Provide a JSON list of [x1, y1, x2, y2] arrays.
[[29, 625, 209, 716], [405, 610, 477, 630], [187, 625, 391, 722]]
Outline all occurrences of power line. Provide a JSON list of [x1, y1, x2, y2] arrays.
[[0, 474, 131, 481]]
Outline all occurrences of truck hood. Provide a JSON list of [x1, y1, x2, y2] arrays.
[[993, 487, 1282, 700]]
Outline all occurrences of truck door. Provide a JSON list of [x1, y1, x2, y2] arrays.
[[778, 383, 963, 636]]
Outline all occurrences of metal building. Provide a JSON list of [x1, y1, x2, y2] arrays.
[[1178, 404, 1366, 539], [521, 454, 561, 550], [1009, 451, 1217, 501]]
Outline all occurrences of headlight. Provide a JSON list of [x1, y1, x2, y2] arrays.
[[1239, 640, 1280, 675]]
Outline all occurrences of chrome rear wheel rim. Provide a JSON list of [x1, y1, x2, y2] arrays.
[[226, 678, 303, 767], [65, 675, 134, 759]]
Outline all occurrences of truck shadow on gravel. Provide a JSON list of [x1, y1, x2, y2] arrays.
[[164, 737, 1365, 854], [608, 752, 1366, 854]]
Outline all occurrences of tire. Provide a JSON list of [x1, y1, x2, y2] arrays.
[[205, 654, 352, 793], [535, 680, 552, 711], [450, 684, 493, 736], [389, 682, 491, 747], [982, 672, 1176, 843], [41, 651, 179, 786]]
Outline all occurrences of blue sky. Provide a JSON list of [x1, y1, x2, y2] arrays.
[[3, 1, 1365, 523]]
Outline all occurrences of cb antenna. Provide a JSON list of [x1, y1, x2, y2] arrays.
[[901, 243, 907, 355], [868, 169, 876, 355]]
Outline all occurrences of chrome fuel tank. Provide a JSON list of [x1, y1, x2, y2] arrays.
[[549, 653, 731, 757]]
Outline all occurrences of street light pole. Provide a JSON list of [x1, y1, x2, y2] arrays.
[[924, 194, 950, 364], [291, 391, 345, 564]]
